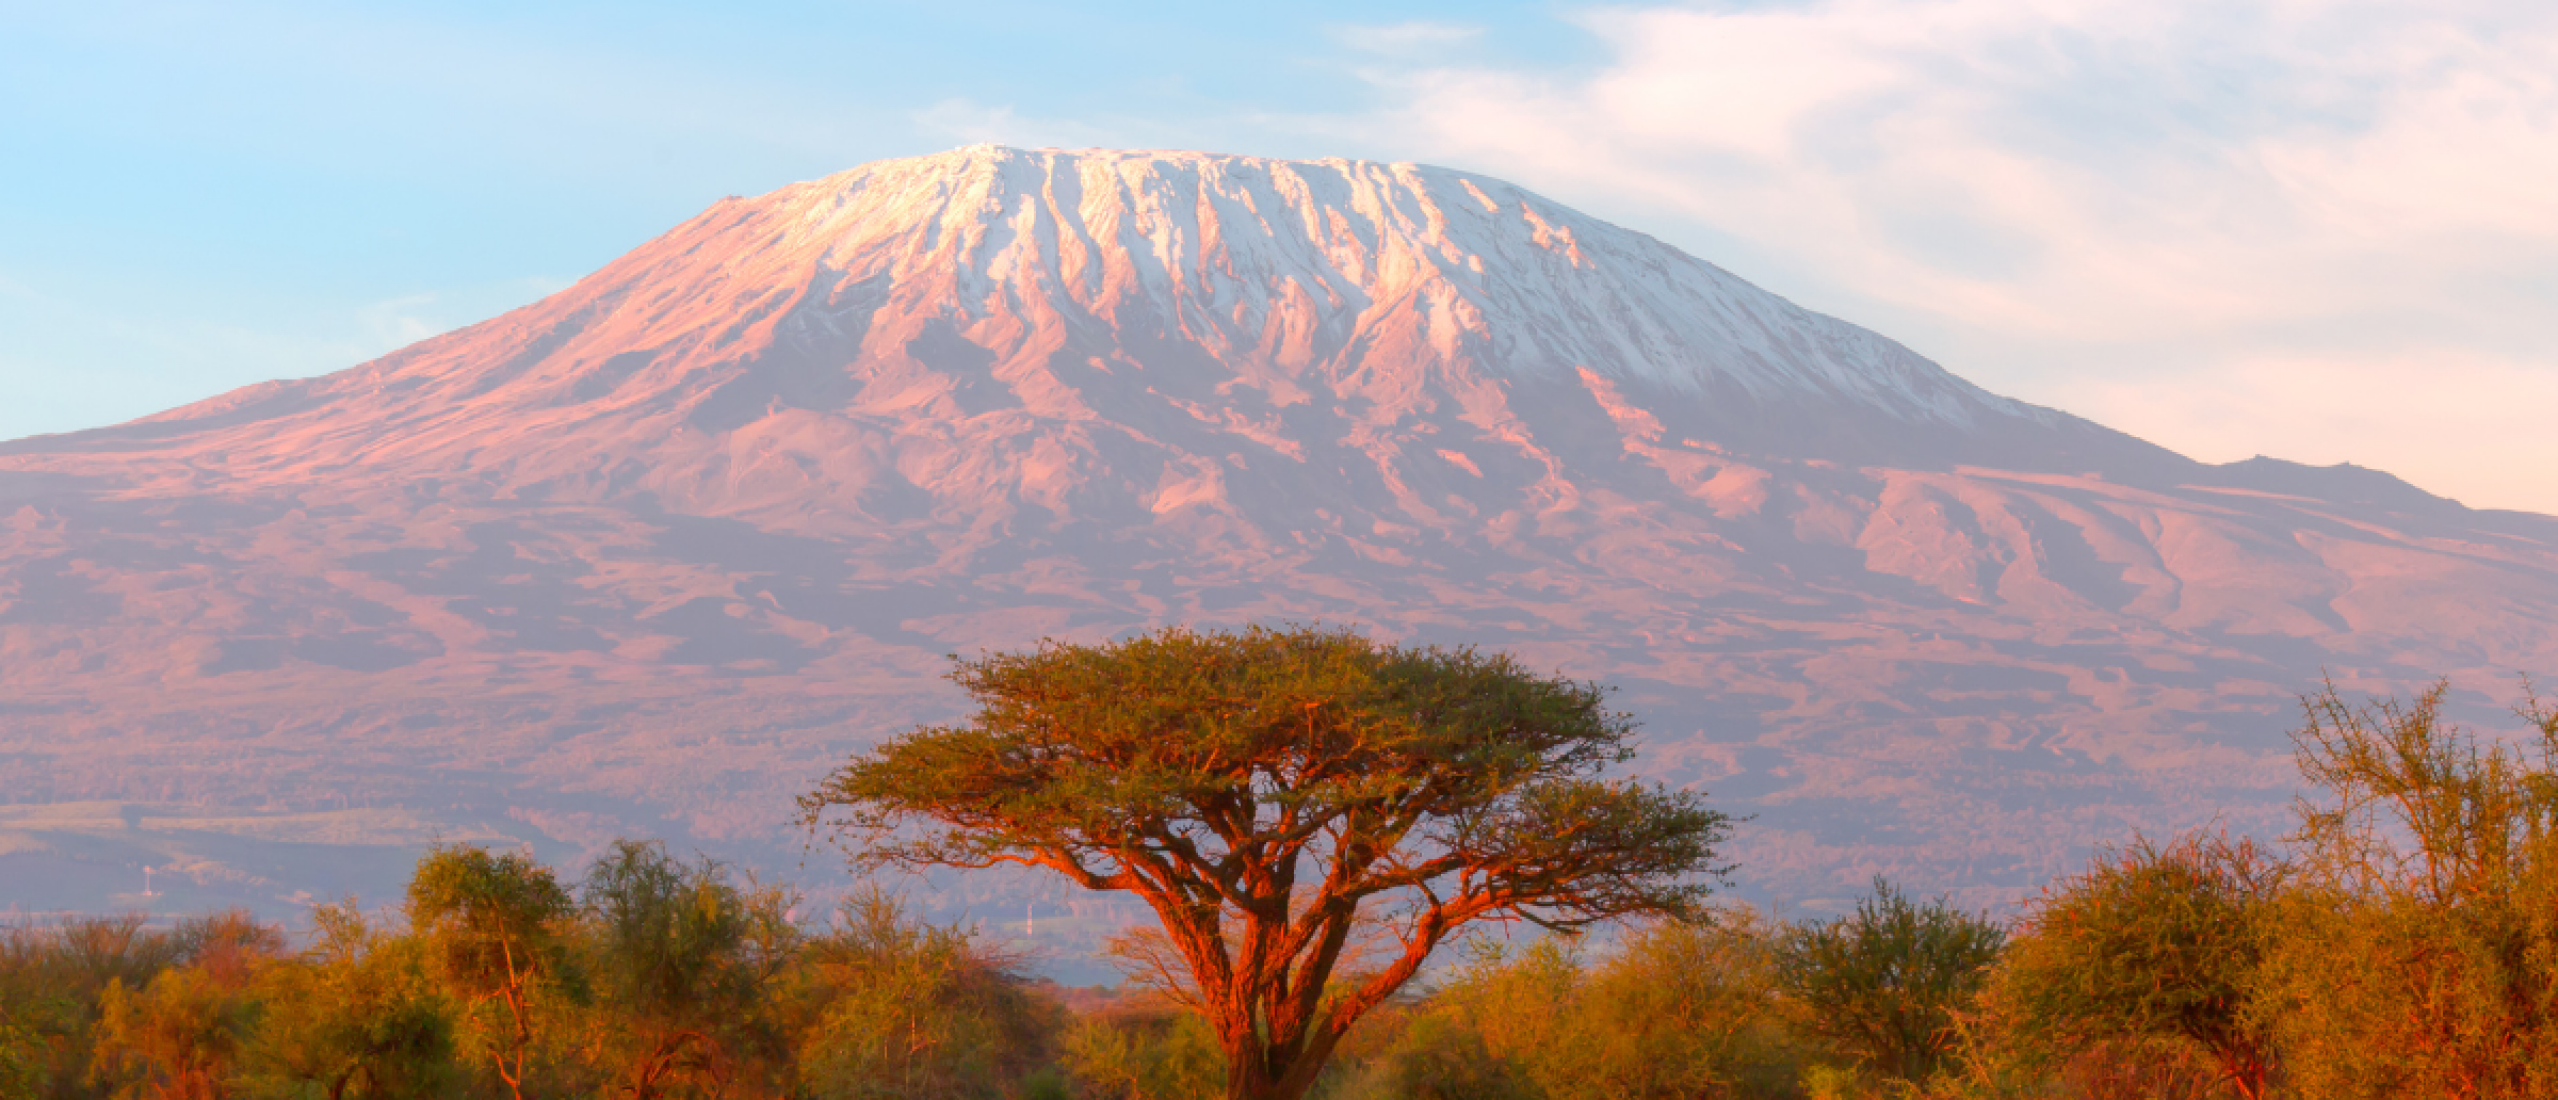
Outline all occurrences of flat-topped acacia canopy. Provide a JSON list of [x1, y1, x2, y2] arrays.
[[800, 624, 1731, 1100]]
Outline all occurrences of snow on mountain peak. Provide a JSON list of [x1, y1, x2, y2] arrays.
[[721, 144, 2034, 429], [35, 144, 2137, 506]]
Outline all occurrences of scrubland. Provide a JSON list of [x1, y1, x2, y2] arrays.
[[7, 679, 2556, 1099]]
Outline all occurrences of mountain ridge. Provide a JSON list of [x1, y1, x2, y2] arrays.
[[3, 146, 2554, 932], [4, 146, 2156, 481]]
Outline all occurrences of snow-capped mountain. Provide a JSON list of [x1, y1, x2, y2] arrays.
[[4, 147, 2554, 927]]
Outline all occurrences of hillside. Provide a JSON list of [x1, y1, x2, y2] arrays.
[[4, 145, 2555, 931]]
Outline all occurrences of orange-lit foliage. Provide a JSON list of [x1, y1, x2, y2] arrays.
[[804, 625, 1734, 1100]]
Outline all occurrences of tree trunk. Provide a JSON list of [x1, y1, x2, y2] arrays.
[[1220, 1035, 1328, 1100], [1224, 1057, 1312, 1100]]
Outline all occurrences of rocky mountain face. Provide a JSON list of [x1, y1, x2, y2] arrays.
[[5, 146, 2555, 927]]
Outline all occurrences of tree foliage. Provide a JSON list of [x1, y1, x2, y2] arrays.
[[573, 840, 796, 1099], [89, 968, 257, 1100], [26, 664, 2558, 1100], [2250, 679, 2558, 1098], [1998, 832, 2283, 1098], [801, 625, 1733, 1100], [235, 903, 455, 1100], [1934, 677, 2558, 1100], [1776, 879, 2006, 1084], [3, 914, 196, 1100], [777, 886, 1060, 1099], [1350, 911, 1810, 1100], [403, 846, 572, 1100], [1058, 1002, 1227, 1100], [82, 913, 280, 1100]]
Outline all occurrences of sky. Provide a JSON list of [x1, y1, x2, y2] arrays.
[[5, 0, 2554, 512]]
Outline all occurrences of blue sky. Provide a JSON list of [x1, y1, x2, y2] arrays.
[[7, 0, 2555, 511]]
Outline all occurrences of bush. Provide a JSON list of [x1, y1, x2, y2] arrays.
[[1060, 1001, 1226, 1100], [88, 963, 259, 1100], [1775, 879, 2005, 1085], [779, 886, 1061, 1099], [236, 903, 457, 1100], [3, 915, 184, 1100], [572, 841, 796, 1098], [1344, 912, 1817, 1100], [1344, 1013, 1537, 1100], [2251, 681, 2558, 1098], [1995, 832, 2281, 1097]]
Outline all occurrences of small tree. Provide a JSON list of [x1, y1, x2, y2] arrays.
[[782, 887, 1060, 1099], [575, 840, 796, 1100], [89, 967, 256, 1100], [1775, 878, 2005, 1084], [2254, 679, 2558, 1098], [802, 625, 1732, 1100], [1998, 832, 2284, 1098], [239, 903, 457, 1100], [406, 846, 572, 1100], [1, 913, 196, 1100], [86, 912, 281, 1100]]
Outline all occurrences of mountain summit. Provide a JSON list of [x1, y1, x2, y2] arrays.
[[4, 147, 2554, 926], [30, 146, 2145, 505]]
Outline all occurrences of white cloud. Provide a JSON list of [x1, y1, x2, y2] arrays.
[[1327, 21, 1484, 56], [1319, 0, 2558, 512]]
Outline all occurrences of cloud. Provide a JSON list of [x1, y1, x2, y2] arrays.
[[1317, 0, 2558, 512], [1327, 21, 1484, 56]]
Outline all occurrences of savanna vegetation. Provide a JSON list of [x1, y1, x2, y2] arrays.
[[0, 846, 2003, 1100], [7, 622, 2555, 1100]]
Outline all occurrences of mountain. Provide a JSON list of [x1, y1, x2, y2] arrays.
[[5, 146, 2556, 931]]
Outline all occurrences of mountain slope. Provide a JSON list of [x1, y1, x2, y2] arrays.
[[4, 146, 2555, 927]]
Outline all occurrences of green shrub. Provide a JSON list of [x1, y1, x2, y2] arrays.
[[779, 887, 1060, 1099], [1775, 880, 2004, 1085]]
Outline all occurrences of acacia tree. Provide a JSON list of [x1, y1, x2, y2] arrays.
[[800, 625, 1732, 1100]]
